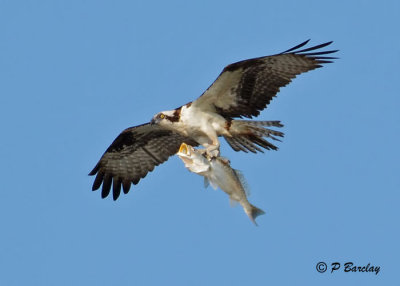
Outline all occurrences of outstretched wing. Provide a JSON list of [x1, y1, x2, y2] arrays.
[[192, 40, 338, 118], [89, 123, 198, 200]]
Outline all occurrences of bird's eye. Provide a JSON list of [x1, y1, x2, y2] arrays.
[[159, 114, 165, 119]]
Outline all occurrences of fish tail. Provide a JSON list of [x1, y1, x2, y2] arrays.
[[246, 204, 265, 226], [224, 120, 284, 153]]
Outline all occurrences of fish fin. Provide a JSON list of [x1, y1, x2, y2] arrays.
[[218, 156, 230, 164], [233, 169, 251, 196], [229, 197, 239, 207], [246, 204, 266, 226], [203, 177, 209, 189], [206, 178, 218, 190], [209, 180, 218, 190]]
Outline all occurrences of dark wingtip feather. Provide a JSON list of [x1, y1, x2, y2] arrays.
[[113, 178, 122, 201], [293, 41, 333, 54], [281, 40, 338, 58], [316, 60, 334, 64], [281, 39, 310, 54], [302, 51, 339, 57], [92, 172, 104, 191], [101, 175, 112, 199], [122, 180, 131, 194], [88, 163, 99, 176]]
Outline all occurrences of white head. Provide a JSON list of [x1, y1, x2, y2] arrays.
[[151, 109, 181, 126]]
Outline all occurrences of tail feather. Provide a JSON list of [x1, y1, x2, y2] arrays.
[[224, 120, 284, 153], [250, 135, 279, 150], [224, 137, 249, 152], [233, 136, 264, 153], [247, 125, 284, 141]]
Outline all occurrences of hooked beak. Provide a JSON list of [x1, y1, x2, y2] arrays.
[[150, 118, 156, 125]]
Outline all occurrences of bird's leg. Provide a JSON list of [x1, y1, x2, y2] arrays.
[[206, 147, 220, 159], [197, 134, 220, 159], [205, 140, 220, 159]]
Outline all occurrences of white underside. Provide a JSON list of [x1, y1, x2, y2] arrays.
[[162, 104, 231, 149]]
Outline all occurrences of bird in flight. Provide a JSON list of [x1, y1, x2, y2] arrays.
[[89, 40, 337, 200]]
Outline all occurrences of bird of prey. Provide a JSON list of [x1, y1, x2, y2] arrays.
[[89, 40, 337, 200]]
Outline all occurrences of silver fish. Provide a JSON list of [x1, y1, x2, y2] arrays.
[[177, 143, 265, 225]]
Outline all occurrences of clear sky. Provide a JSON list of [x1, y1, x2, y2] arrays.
[[0, 1, 399, 285]]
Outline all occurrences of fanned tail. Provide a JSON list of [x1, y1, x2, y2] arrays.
[[245, 204, 265, 226], [224, 120, 284, 153]]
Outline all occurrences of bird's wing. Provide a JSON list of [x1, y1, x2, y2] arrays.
[[89, 123, 198, 200], [192, 40, 338, 118]]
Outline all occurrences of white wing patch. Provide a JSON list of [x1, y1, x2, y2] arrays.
[[196, 70, 242, 112]]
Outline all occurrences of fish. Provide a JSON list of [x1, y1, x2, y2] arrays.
[[177, 143, 265, 225]]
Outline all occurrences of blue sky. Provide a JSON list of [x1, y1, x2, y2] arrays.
[[0, 1, 399, 285]]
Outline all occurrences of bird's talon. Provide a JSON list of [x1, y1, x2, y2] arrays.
[[206, 148, 220, 159]]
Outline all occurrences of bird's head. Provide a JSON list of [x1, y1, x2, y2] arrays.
[[151, 109, 180, 127]]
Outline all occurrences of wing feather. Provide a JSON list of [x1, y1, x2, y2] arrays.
[[89, 123, 198, 200], [192, 40, 338, 118]]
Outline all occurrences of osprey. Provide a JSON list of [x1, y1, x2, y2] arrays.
[[89, 40, 337, 200]]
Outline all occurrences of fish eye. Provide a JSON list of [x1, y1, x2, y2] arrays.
[[159, 113, 165, 119]]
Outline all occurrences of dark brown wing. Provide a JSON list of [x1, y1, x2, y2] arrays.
[[89, 123, 198, 200], [192, 40, 338, 118]]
